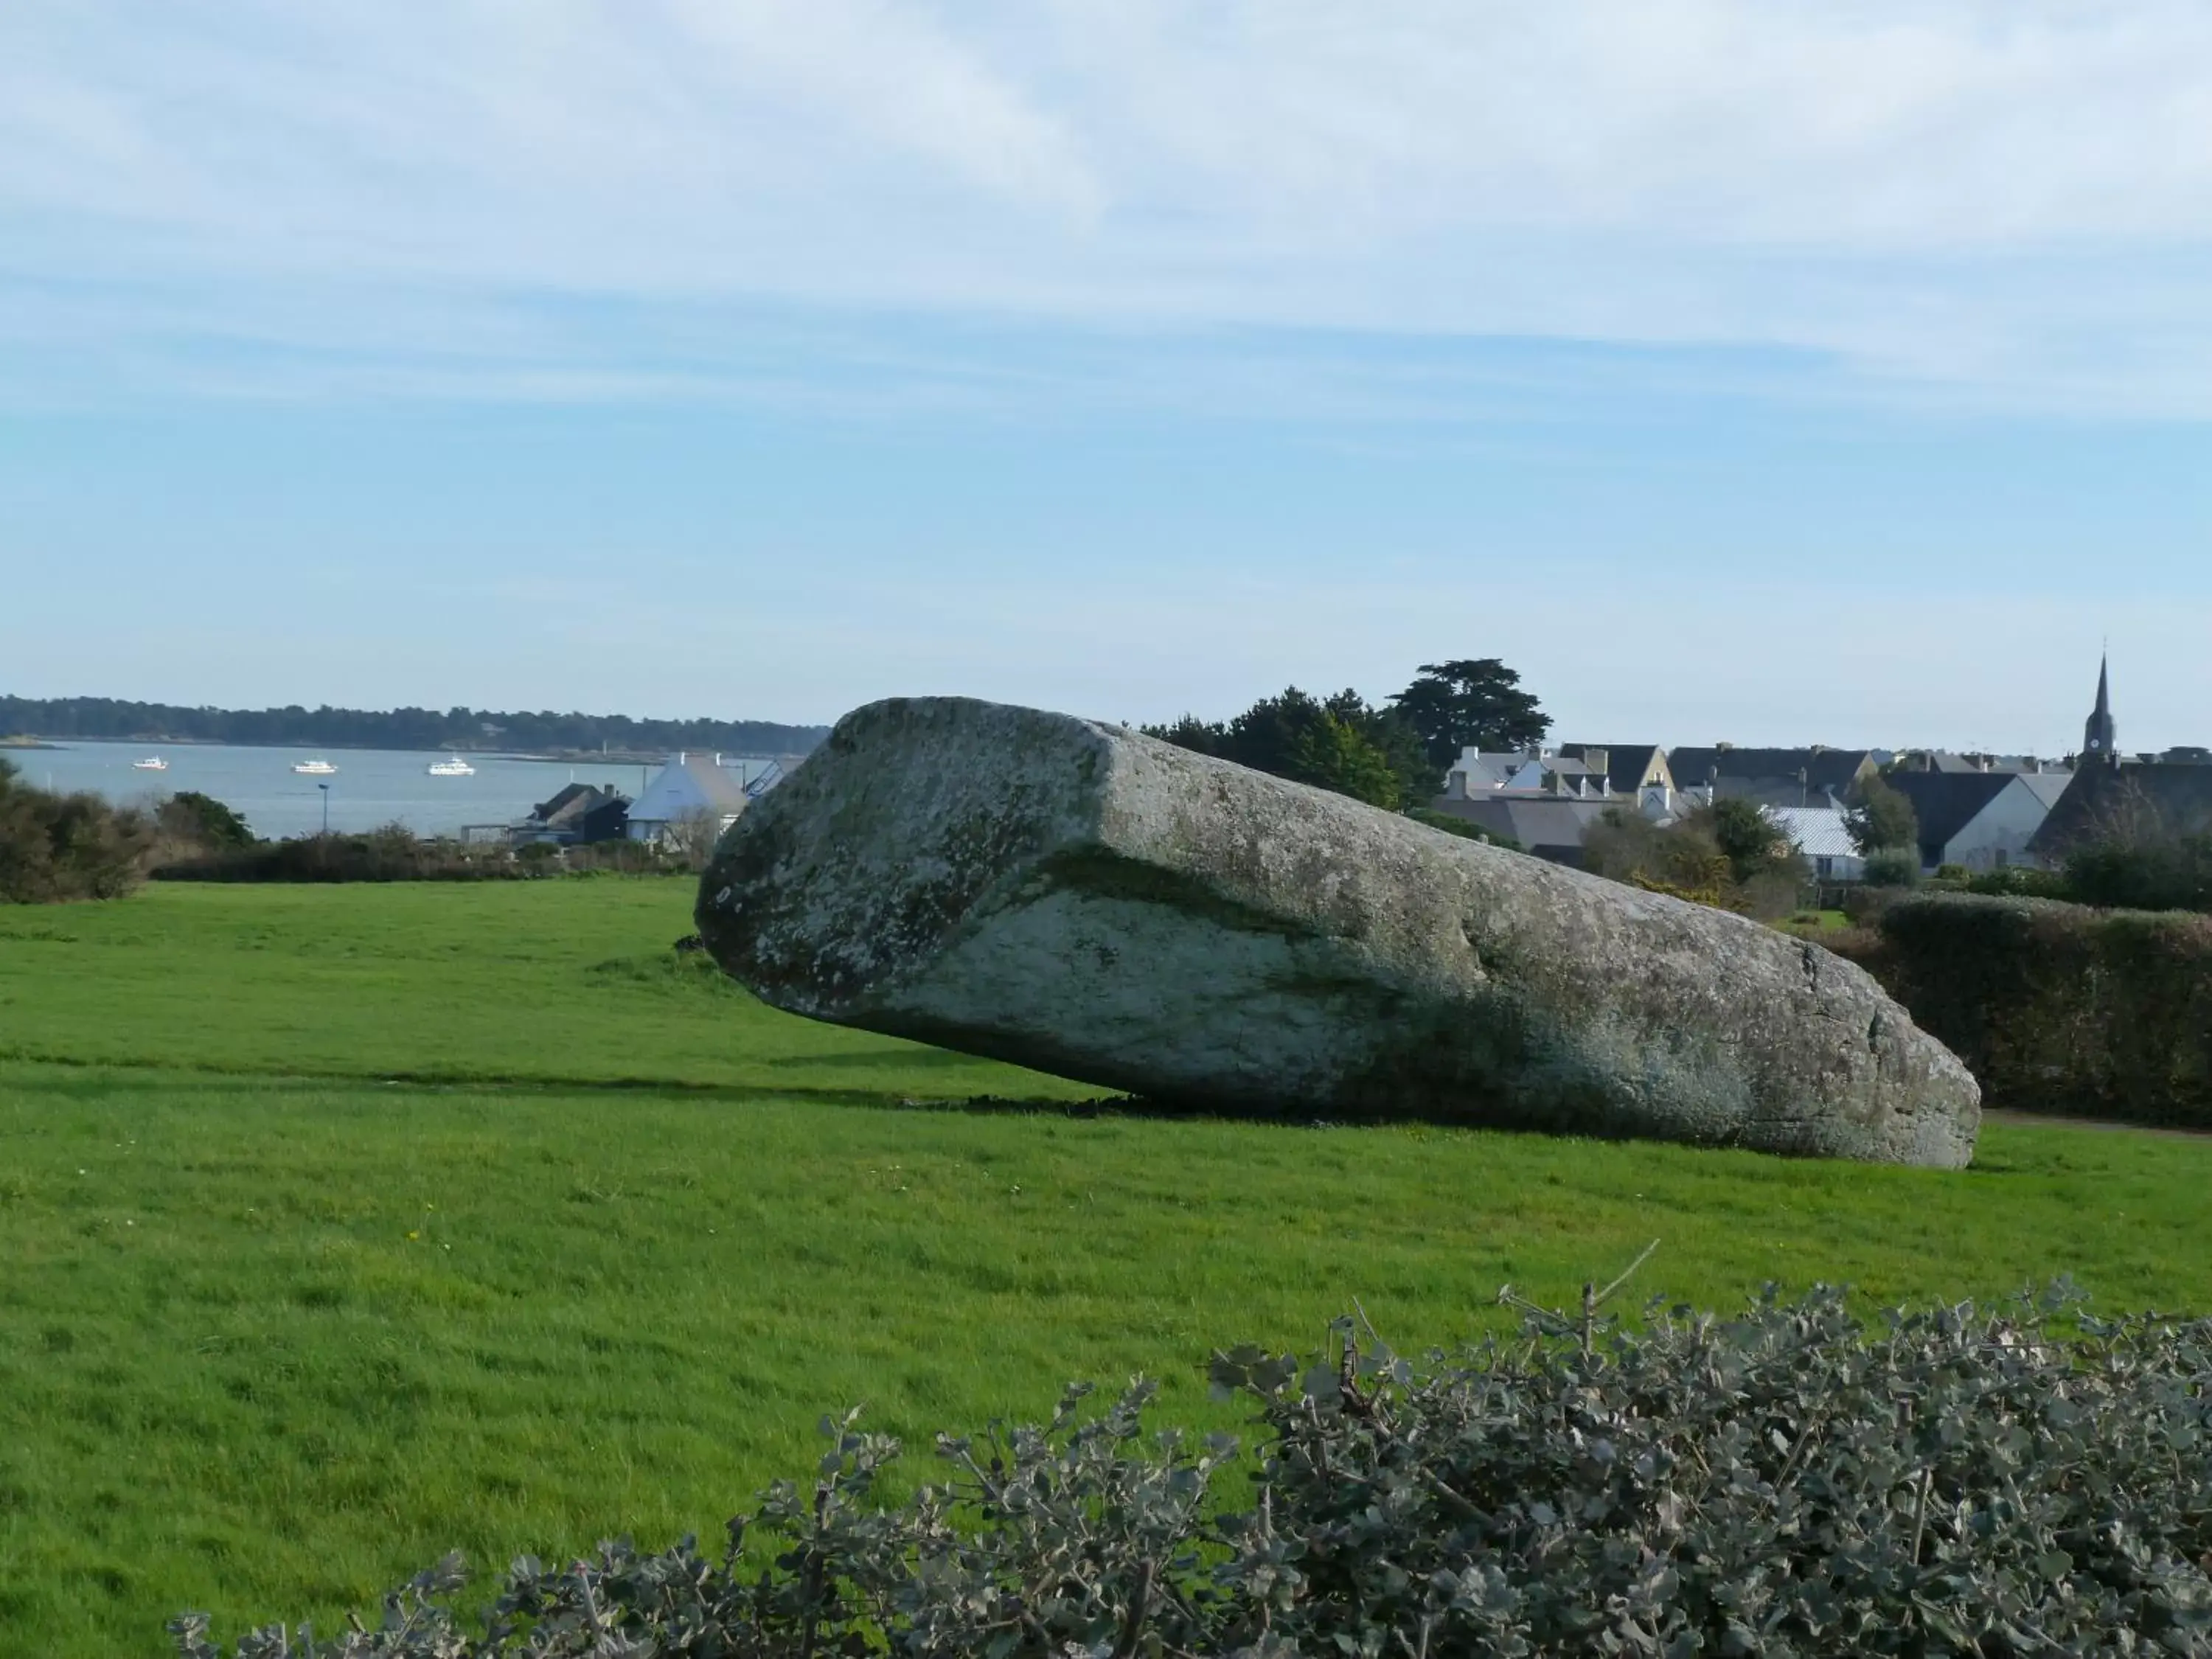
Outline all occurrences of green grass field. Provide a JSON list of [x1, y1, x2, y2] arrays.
[[4, 880, 2211, 1655]]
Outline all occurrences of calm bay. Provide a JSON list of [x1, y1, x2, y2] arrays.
[[7, 741, 675, 840]]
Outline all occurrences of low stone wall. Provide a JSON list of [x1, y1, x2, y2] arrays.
[[1826, 893, 2212, 1129]]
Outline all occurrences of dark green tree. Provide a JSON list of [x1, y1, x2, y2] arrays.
[[156, 791, 256, 850], [1322, 690, 1442, 805], [1843, 776, 1919, 855], [1388, 659, 1551, 768], [1699, 796, 1800, 888], [1145, 688, 1406, 810]]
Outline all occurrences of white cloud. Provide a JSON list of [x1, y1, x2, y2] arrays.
[[7, 1, 2212, 408]]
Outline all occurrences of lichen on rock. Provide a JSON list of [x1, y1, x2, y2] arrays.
[[697, 697, 1980, 1166]]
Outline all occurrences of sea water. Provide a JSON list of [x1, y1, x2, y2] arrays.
[[7, 741, 671, 841]]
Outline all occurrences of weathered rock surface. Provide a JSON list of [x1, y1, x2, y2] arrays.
[[696, 698, 1980, 1166]]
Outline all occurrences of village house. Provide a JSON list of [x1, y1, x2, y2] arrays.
[[2020, 652, 2212, 860], [625, 752, 755, 844], [2028, 760, 2212, 863], [1441, 743, 1670, 805], [1768, 806, 1864, 883], [1662, 745, 1879, 808], [1887, 769, 2071, 873], [513, 782, 630, 846], [1431, 742, 1685, 863], [1554, 743, 1674, 796], [1433, 795, 1618, 866]]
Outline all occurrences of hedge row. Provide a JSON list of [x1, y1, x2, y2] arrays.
[[1834, 891, 2212, 1129], [173, 1284, 2212, 1658], [153, 830, 689, 883]]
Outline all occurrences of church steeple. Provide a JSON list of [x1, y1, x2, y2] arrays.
[[2083, 652, 2118, 762]]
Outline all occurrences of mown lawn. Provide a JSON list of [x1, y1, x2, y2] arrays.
[[0, 879, 1097, 1100], [3, 880, 2209, 1655]]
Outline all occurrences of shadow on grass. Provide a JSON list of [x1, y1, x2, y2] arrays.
[[0, 1051, 1125, 1116], [1, 1052, 2139, 1175], [760, 1047, 984, 1071]]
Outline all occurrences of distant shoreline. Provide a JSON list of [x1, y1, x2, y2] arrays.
[[4, 735, 801, 767]]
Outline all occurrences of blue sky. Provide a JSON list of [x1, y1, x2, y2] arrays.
[[6, 3, 2211, 750]]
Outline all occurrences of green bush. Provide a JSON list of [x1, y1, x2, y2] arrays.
[[1860, 846, 1921, 888], [0, 757, 153, 902], [1585, 801, 1806, 920], [156, 827, 684, 882], [1404, 805, 1520, 850], [1964, 865, 2071, 900], [172, 1284, 2212, 1658], [156, 790, 256, 851], [155, 825, 535, 883], [1844, 891, 2212, 1127], [2065, 832, 2212, 914]]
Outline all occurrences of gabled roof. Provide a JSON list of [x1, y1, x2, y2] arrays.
[[529, 782, 626, 828], [1451, 750, 1549, 790], [1557, 744, 1670, 794], [1910, 752, 2059, 775], [628, 754, 752, 824], [1884, 771, 2017, 865], [1666, 747, 1876, 796], [2028, 762, 2212, 857], [1429, 796, 1614, 863], [531, 782, 595, 821], [1768, 806, 1858, 860]]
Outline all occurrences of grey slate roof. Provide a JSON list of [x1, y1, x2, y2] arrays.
[[529, 782, 626, 829], [1769, 806, 1859, 861], [2028, 762, 2212, 858], [1426, 796, 1615, 866], [1556, 743, 1671, 794], [1666, 747, 1876, 798], [1884, 771, 2017, 867]]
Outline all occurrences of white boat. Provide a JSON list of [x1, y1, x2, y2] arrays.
[[426, 755, 476, 777], [292, 758, 338, 776], [131, 756, 168, 771]]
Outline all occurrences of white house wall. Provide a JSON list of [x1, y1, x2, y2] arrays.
[[1941, 778, 2057, 871]]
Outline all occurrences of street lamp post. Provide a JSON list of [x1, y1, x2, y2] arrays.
[[318, 782, 330, 835]]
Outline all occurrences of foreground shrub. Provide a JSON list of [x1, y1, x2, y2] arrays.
[[173, 1283, 2212, 1657], [1963, 865, 2070, 901], [0, 757, 153, 902], [1835, 891, 2212, 1127], [2065, 831, 2212, 914], [1860, 846, 1921, 888]]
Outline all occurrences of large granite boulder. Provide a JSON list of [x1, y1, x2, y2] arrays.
[[696, 698, 1980, 1166]]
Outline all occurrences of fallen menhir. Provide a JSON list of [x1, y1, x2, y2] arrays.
[[697, 697, 1980, 1167]]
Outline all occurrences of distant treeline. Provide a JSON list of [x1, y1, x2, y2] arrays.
[[1, 696, 830, 757]]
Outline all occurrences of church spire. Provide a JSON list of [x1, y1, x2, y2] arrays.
[[2083, 650, 2117, 762]]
